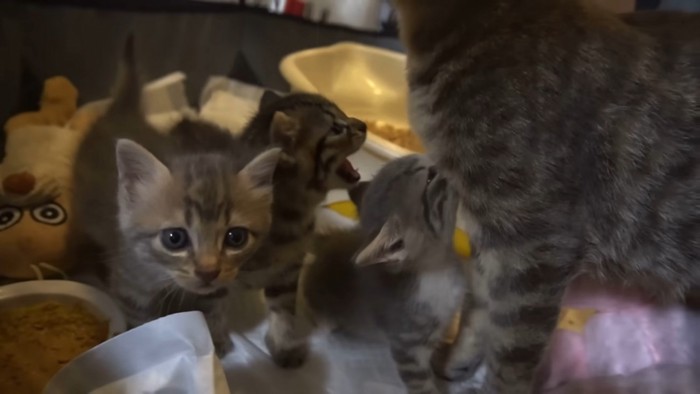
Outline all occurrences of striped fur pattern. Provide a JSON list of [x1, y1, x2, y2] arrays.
[[304, 155, 467, 394], [72, 38, 280, 356], [393, 1, 700, 392], [237, 91, 367, 368]]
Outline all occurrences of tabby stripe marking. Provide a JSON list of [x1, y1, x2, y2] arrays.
[[489, 305, 560, 327], [310, 135, 328, 190], [492, 344, 543, 370], [276, 206, 305, 222], [265, 282, 299, 298]]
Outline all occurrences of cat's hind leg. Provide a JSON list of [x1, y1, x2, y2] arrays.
[[432, 290, 486, 382], [477, 247, 572, 394]]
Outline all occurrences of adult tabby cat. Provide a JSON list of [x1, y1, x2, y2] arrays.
[[72, 38, 281, 356], [304, 155, 466, 394], [392, 0, 700, 392], [235, 91, 367, 367]]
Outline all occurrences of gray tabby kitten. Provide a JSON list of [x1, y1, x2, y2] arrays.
[[235, 91, 367, 367], [393, 0, 700, 392], [304, 155, 466, 394], [72, 38, 281, 356]]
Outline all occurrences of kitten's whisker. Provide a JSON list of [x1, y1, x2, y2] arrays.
[[178, 288, 186, 311]]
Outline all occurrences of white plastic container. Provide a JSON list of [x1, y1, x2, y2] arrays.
[[280, 42, 413, 163]]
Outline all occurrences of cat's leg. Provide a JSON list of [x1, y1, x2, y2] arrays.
[[109, 265, 157, 331], [114, 294, 153, 330], [264, 262, 310, 368], [477, 247, 571, 394], [432, 290, 486, 381], [389, 335, 441, 394], [201, 299, 234, 357]]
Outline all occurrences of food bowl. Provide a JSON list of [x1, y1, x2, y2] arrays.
[[280, 41, 417, 161], [0, 280, 126, 337]]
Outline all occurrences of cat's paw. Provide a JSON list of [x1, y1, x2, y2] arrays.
[[265, 334, 309, 369], [213, 335, 235, 358], [431, 345, 484, 382], [435, 358, 484, 382], [272, 344, 309, 369]]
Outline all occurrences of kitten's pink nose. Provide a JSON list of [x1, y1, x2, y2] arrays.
[[195, 268, 221, 283]]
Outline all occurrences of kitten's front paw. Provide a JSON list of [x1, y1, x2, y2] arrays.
[[213, 335, 235, 358], [265, 333, 309, 369], [271, 344, 309, 369]]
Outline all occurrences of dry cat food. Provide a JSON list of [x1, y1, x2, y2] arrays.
[[0, 301, 109, 394], [365, 119, 425, 152]]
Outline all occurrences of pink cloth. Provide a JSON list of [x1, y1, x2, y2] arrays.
[[538, 276, 700, 392]]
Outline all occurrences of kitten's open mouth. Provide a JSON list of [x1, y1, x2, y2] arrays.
[[336, 159, 361, 184]]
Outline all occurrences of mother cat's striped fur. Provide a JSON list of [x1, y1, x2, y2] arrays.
[[393, 0, 700, 392]]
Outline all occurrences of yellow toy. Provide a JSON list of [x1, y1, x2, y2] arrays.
[[0, 76, 86, 279], [4, 76, 78, 133]]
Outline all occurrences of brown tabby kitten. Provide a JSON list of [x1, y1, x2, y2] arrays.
[[235, 91, 367, 367], [393, 1, 700, 393], [72, 38, 281, 356]]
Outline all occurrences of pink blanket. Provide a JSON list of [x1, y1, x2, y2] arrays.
[[538, 276, 700, 392]]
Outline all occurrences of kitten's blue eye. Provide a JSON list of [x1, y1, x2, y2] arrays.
[[161, 228, 189, 251], [225, 227, 249, 249]]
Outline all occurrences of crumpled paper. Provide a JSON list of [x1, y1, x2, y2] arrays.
[[43, 312, 230, 394]]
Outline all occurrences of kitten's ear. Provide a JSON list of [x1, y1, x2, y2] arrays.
[[260, 90, 282, 109], [355, 215, 407, 267], [348, 181, 371, 212], [116, 139, 171, 210], [240, 147, 282, 190], [270, 111, 299, 147]]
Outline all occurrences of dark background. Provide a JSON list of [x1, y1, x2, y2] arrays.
[[0, 0, 693, 159]]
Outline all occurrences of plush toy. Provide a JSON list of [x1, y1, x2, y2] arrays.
[[0, 71, 199, 280], [0, 124, 84, 279], [0, 76, 83, 279], [4, 76, 79, 133]]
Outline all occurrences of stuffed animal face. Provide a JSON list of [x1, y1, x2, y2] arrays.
[[0, 188, 72, 278], [0, 126, 81, 279]]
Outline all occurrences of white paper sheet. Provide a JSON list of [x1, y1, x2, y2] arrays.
[[43, 312, 230, 394]]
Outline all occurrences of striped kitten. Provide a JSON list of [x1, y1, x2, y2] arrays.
[[72, 38, 281, 356], [236, 91, 367, 367], [304, 155, 467, 394], [393, 0, 700, 392]]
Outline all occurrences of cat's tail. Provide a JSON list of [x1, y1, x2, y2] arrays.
[[106, 33, 143, 118]]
